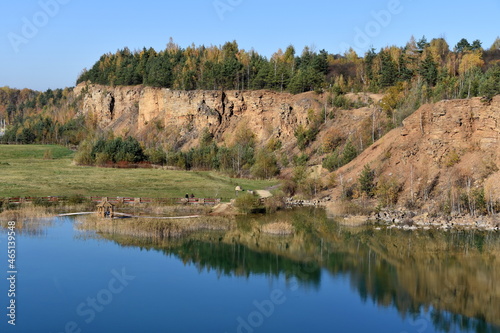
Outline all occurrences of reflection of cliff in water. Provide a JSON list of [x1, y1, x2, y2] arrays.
[[80, 209, 500, 331]]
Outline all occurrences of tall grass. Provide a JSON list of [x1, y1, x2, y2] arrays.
[[77, 215, 235, 239]]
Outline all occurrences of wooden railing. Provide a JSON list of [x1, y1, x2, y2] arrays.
[[2, 196, 222, 205]]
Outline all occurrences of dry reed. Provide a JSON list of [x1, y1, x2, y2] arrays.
[[261, 222, 295, 236]]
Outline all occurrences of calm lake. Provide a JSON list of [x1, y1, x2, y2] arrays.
[[1, 208, 500, 333]]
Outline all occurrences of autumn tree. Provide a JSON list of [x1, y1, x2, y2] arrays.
[[491, 37, 500, 50]]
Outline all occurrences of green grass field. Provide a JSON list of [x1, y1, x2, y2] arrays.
[[0, 145, 279, 199]]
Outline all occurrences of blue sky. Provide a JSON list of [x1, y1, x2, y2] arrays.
[[0, 0, 498, 91]]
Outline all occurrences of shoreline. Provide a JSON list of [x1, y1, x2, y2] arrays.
[[1, 201, 500, 233], [335, 209, 500, 232]]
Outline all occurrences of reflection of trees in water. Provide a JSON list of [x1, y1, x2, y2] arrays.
[[87, 209, 500, 332], [105, 232, 322, 288], [351, 230, 500, 330], [164, 240, 321, 287]]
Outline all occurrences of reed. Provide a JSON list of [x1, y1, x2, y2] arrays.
[[0, 205, 53, 221], [77, 215, 235, 239], [261, 222, 295, 235]]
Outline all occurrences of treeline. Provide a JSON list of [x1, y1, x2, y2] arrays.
[[75, 136, 146, 166], [1, 87, 69, 122], [77, 37, 500, 97], [0, 86, 88, 145], [0, 116, 86, 145], [77, 39, 327, 94], [74, 128, 280, 179]]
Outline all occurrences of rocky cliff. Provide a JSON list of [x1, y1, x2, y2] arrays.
[[330, 96, 500, 210], [74, 83, 328, 149], [75, 83, 500, 209]]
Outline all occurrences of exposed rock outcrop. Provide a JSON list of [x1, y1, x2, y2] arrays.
[[330, 96, 500, 209], [75, 83, 327, 149]]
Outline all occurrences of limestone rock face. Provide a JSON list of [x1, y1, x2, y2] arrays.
[[75, 83, 322, 147], [75, 85, 142, 133]]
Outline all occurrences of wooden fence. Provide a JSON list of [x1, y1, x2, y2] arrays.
[[2, 196, 222, 206]]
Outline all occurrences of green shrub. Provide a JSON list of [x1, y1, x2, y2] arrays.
[[295, 124, 319, 150], [74, 140, 95, 165], [322, 151, 341, 172], [33, 197, 54, 207], [234, 193, 260, 214], [95, 152, 111, 166], [250, 149, 280, 179], [342, 141, 358, 165], [145, 148, 167, 165], [67, 194, 89, 205], [293, 153, 309, 166], [332, 95, 351, 108]]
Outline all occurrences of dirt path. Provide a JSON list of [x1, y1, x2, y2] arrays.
[[255, 190, 273, 198]]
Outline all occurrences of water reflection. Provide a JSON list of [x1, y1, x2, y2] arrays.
[[0, 218, 51, 237], [77, 209, 500, 332]]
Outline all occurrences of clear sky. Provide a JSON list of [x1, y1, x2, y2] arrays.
[[0, 0, 498, 91]]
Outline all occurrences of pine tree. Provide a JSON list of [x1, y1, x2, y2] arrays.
[[380, 50, 398, 87], [455, 38, 471, 53], [398, 50, 413, 81], [420, 52, 438, 86], [358, 164, 375, 197]]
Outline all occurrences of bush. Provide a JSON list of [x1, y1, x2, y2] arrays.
[[444, 150, 460, 167], [33, 198, 54, 207], [376, 176, 401, 207], [332, 95, 351, 108], [251, 149, 280, 179], [324, 172, 337, 189], [95, 152, 111, 166], [234, 193, 260, 214], [145, 147, 167, 165], [67, 194, 88, 205], [294, 124, 319, 150], [300, 177, 323, 197], [293, 153, 309, 166], [74, 140, 95, 165], [263, 194, 286, 213], [322, 128, 343, 153], [282, 180, 297, 196], [342, 141, 358, 165], [322, 151, 341, 172], [77, 136, 146, 166]]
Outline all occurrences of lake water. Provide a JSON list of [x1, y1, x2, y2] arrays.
[[1, 209, 500, 333]]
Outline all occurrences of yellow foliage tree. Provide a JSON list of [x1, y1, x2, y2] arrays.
[[459, 51, 484, 75]]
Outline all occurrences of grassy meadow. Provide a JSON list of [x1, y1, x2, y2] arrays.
[[0, 145, 278, 199]]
